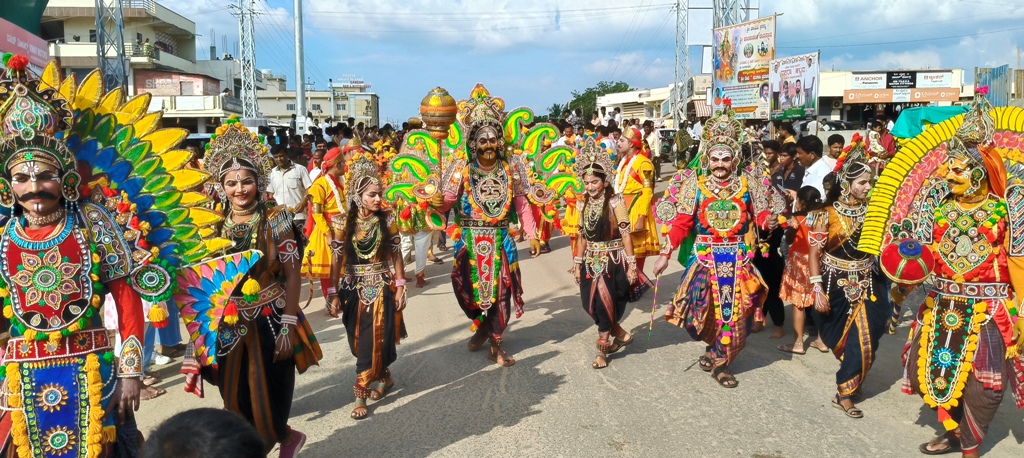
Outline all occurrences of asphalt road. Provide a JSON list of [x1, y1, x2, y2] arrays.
[[136, 172, 1024, 457]]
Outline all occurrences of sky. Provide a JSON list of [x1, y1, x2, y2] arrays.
[[169, 0, 1024, 124]]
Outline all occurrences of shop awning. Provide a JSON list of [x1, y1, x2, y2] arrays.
[[694, 101, 712, 118]]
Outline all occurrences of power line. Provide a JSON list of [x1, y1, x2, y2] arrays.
[[606, 0, 652, 80], [257, 0, 330, 87], [779, 25, 1024, 50], [623, 9, 674, 83], [304, 3, 675, 18]]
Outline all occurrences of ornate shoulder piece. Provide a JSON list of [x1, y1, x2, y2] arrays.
[[266, 205, 294, 242], [508, 152, 532, 197], [609, 194, 630, 229], [655, 169, 698, 227], [440, 158, 467, 196]]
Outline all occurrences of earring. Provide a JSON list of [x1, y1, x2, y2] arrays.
[[0, 178, 13, 208], [61, 171, 82, 202]]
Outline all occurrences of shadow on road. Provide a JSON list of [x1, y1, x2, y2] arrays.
[[299, 352, 565, 457]]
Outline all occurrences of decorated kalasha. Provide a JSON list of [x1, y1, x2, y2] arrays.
[[859, 86, 1024, 454]]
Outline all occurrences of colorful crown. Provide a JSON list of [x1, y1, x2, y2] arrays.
[[836, 132, 868, 182], [345, 149, 382, 205], [0, 53, 75, 172], [698, 105, 743, 171], [204, 117, 273, 193], [457, 84, 505, 130], [574, 135, 616, 182], [954, 86, 995, 147]]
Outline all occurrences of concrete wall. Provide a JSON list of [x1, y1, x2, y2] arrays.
[[134, 70, 220, 96]]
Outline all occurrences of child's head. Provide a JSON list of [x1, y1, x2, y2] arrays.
[[795, 185, 823, 212]]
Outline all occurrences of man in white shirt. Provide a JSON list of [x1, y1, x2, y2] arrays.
[[553, 124, 576, 147], [794, 135, 830, 197], [613, 107, 623, 126], [689, 119, 703, 139], [268, 147, 313, 224], [599, 107, 610, 127]]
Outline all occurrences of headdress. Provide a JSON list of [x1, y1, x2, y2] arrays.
[[322, 147, 343, 170], [698, 102, 743, 173], [204, 116, 274, 194], [574, 134, 616, 183], [623, 127, 643, 150], [345, 149, 382, 206], [342, 135, 364, 154], [833, 133, 869, 196], [944, 87, 1002, 195], [0, 53, 80, 204], [457, 84, 505, 136]]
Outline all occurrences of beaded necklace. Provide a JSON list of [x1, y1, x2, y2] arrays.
[[582, 195, 605, 240], [354, 213, 382, 261]]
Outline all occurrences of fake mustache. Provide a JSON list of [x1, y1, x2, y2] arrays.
[[17, 191, 58, 202]]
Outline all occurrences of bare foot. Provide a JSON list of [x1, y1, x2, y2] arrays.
[[769, 326, 785, 339]]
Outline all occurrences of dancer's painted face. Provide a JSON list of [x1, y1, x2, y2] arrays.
[[360, 184, 382, 212], [473, 127, 501, 165], [584, 173, 604, 198], [222, 169, 258, 208], [944, 155, 977, 196], [10, 159, 62, 216], [709, 150, 735, 179], [848, 170, 874, 201]]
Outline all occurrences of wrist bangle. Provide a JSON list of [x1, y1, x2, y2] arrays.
[[809, 275, 822, 284], [326, 287, 337, 295], [395, 278, 407, 287], [573, 257, 583, 264], [280, 314, 298, 326]]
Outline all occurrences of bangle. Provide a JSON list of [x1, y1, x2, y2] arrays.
[[809, 275, 822, 284], [573, 257, 584, 264], [326, 287, 337, 295], [395, 278, 407, 287], [280, 314, 298, 326]]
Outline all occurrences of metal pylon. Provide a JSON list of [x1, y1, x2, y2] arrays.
[[673, 0, 689, 124], [95, 0, 127, 91], [236, 0, 260, 118]]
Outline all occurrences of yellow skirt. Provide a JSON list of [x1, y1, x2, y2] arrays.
[[302, 222, 333, 278], [630, 215, 661, 258], [561, 201, 578, 237]]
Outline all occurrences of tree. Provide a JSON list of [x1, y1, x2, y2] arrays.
[[547, 103, 565, 122], [567, 81, 631, 124]]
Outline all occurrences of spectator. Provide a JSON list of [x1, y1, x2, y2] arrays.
[[779, 122, 797, 144], [141, 408, 265, 458], [795, 135, 828, 197], [269, 147, 313, 227], [823, 134, 845, 169], [613, 108, 623, 126]]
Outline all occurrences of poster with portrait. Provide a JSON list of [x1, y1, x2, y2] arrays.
[[769, 52, 819, 121], [711, 15, 775, 120]]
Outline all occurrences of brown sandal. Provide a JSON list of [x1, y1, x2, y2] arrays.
[[487, 338, 515, 367], [592, 354, 608, 369], [351, 385, 370, 420], [140, 386, 165, 401], [467, 327, 488, 352], [369, 371, 394, 401]]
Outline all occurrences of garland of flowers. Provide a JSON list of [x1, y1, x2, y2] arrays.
[[917, 294, 987, 431], [463, 163, 513, 225]]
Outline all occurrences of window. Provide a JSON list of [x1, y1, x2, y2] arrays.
[[286, 103, 295, 111], [337, 103, 346, 111], [136, 33, 142, 43], [311, 103, 321, 111], [88, 30, 97, 43]]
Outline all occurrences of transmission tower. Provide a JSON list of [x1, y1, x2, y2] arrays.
[[95, 0, 127, 91], [672, 0, 689, 124], [235, 0, 260, 119], [713, 0, 742, 28]]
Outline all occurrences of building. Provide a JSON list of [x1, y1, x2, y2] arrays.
[[819, 69, 971, 127], [596, 84, 672, 125], [37, 0, 261, 133], [258, 75, 380, 128]]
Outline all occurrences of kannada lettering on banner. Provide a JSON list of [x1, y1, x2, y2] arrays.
[[0, 17, 49, 71], [769, 52, 819, 121], [887, 71, 916, 89], [711, 15, 775, 120]]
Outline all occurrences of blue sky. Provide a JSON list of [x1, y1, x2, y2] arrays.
[[172, 0, 1024, 124]]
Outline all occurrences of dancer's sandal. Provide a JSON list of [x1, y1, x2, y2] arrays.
[[467, 327, 488, 352], [350, 399, 368, 420], [369, 372, 394, 401], [592, 354, 609, 369], [832, 394, 863, 419], [711, 365, 738, 388], [487, 338, 516, 367], [697, 355, 714, 372], [613, 329, 633, 347], [918, 432, 961, 455]]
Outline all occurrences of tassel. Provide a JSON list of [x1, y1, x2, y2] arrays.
[[148, 305, 169, 328], [1006, 345, 1019, 360], [260, 306, 273, 317], [241, 278, 261, 303], [223, 302, 239, 325], [938, 407, 958, 431], [102, 426, 117, 443]]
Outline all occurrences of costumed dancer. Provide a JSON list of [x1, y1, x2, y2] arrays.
[[806, 136, 888, 419], [429, 84, 541, 367], [0, 56, 228, 457], [652, 102, 782, 388], [328, 150, 406, 420], [302, 144, 348, 299], [859, 87, 1024, 456], [614, 126, 658, 291], [570, 136, 639, 369], [201, 119, 322, 456]]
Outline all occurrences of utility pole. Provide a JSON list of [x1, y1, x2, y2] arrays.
[[235, 0, 260, 119], [329, 78, 335, 120], [294, 0, 306, 133], [95, 0, 127, 91], [673, 0, 689, 126]]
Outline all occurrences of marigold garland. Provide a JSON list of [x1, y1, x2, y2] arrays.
[[917, 295, 987, 431]]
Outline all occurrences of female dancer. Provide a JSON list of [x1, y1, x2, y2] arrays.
[[571, 137, 639, 368], [329, 150, 407, 420], [205, 120, 322, 457], [808, 145, 889, 419]]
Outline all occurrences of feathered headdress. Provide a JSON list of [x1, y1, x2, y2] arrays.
[[574, 134, 616, 183], [203, 116, 273, 194]]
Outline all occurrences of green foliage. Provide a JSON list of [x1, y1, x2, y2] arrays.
[[567, 81, 631, 123]]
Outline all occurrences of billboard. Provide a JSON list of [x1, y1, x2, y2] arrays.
[[0, 17, 49, 71], [711, 15, 775, 120], [769, 52, 818, 121], [843, 88, 961, 104], [851, 71, 955, 90]]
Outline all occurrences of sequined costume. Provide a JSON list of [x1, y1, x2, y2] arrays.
[[0, 57, 235, 457], [200, 120, 321, 452], [859, 88, 1024, 454], [654, 106, 783, 369]]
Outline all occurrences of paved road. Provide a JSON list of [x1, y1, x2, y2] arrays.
[[136, 176, 1024, 457]]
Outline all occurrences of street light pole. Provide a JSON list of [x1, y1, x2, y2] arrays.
[[329, 78, 335, 120]]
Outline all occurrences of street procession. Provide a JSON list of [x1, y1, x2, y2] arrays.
[[1, 0, 1024, 457]]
